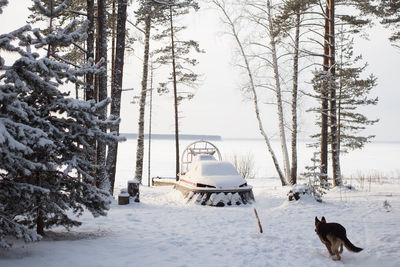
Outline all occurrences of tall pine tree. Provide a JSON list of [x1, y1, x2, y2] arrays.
[[336, 33, 378, 152], [308, 33, 378, 163]]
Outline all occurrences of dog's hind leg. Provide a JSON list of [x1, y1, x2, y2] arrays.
[[331, 242, 341, 261], [333, 251, 341, 261]]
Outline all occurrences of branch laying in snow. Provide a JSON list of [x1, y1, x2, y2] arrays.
[[253, 208, 263, 234]]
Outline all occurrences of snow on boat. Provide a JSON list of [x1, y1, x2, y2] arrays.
[[174, 140, 255, 206]]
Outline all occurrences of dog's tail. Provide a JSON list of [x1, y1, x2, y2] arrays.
[[342, 236, 363, 252]]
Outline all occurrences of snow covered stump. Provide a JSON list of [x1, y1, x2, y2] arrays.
[[287, 184, 321, 202], [118, 189, 130, 205], [128, 180, 140, 203]]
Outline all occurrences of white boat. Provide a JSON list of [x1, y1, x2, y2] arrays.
[[175, 140, 255, 206]]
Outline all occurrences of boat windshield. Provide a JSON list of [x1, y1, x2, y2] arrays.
[[200, 162, 240, 176], [195, 154, 216, 161]]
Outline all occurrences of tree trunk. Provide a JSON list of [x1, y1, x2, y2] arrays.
[[135, 11, 152, 183], [37, 1, 49, 234], [47, 0, 54, 58], [337, 25, 345, 159], [327, 0, 342, 186], [106, 0, 128, 194], [213, 0, 287, 185], [253, 94, 287, 186], [170, 6, 180, 181], [290, 11, 301, 185], [147, 64, 154, 187], [266, 0, 291, 182], [36, 202, 44, 235], [96, 0, 108, 190], [36, 173, 44, 236], [75, 80, 79, 99], [86, 0, 96, 178], [337, 60, 342, 153], [94, 3, 100, 103], [320, 4, 329, 185], [93, 2, 100, 179], [86, 0, 95, 101], [111, 0, 116, 89]]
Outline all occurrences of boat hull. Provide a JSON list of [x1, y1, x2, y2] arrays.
[[175, 181, 255, 206]]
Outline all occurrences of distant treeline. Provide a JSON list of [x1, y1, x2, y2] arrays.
[[121, 133, 222, 141]]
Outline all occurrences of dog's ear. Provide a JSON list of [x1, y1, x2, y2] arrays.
[[321, 216, 326, 223], [315, 216, 320, 226]]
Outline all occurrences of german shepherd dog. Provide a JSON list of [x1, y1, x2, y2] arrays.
[[315, 216, 363, 261]]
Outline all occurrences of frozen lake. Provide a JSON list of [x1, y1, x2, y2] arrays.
[[115, 138, 400, 193]]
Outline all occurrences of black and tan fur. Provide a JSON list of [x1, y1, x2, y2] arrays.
[[315, 216, 363, 261]]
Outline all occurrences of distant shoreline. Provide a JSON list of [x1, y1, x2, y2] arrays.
[[120, 133, 399, 144], [120, 133, 222, 141]]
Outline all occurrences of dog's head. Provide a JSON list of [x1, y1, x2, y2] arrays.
[[315, 216, 326, 233]]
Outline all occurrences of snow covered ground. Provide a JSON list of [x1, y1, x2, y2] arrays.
[[1, 139, 400, 267]]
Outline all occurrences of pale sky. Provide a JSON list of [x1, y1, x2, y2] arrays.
[[1, 0, 400, 141]]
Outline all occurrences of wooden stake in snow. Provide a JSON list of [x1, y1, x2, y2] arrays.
[[254, 208, 263, 233]]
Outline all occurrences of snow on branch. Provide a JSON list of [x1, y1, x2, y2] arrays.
[[33, 0, 72, 17], [0, 25, 33, 58], [32, 20, 89, 49], [68, 9, 88, 17], [0, 214, 42, 248], [152, 0, 199, 10], [0, 178, 53, 248], [0, 0, 8, 14]]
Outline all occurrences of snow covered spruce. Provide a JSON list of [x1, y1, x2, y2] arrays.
[[0, 1, 122, 248]]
